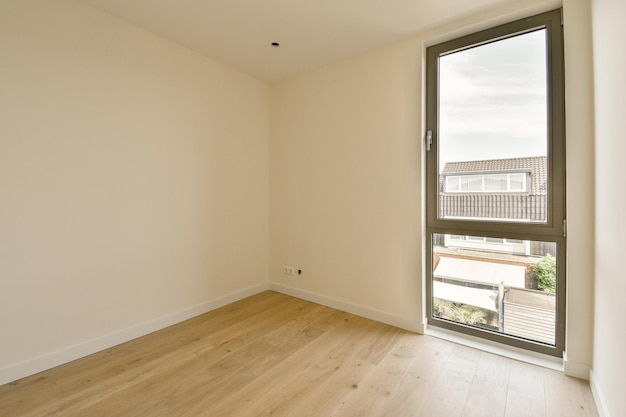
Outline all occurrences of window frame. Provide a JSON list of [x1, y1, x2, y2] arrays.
[[424, 9, 566, 357]]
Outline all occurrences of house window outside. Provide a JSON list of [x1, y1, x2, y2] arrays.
[[445, 234, 530, 254], [439, 157, 546, 222], [445, 172, 528, 193]]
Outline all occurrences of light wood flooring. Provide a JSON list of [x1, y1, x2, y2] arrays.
[[0, 291, 599, 417]]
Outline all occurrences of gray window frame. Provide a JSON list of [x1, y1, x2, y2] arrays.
[[425, 9, 566, 357]]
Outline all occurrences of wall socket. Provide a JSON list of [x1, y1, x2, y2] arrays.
[[283, 266, 295, 275]]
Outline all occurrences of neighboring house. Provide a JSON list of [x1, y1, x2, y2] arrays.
[[439, 156, 547, 223], [437, 156, 552, 257]]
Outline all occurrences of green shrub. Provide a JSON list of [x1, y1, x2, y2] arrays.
[[534, 254, 557, 293]]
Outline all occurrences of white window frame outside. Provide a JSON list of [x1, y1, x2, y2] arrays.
[[444, 234, 531, 255], [444, 172, 528, 193]]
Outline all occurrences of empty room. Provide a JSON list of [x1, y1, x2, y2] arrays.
[[0, 0, 623, 416]]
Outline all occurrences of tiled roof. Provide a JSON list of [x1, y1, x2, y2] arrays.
[[441, 156, 547, 195]]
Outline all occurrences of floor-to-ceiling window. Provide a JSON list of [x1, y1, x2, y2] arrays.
[[425, 9, 566, 356]]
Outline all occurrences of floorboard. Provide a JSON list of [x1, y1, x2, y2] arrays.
[[0, 291, 599, 417]]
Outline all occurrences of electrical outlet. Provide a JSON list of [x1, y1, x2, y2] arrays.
[[283, 266, 295, 275]]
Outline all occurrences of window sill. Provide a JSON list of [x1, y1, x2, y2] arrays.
[[423, 322, 564, 372]]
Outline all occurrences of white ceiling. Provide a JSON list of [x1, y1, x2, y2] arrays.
[[81, 0, 527, 82]]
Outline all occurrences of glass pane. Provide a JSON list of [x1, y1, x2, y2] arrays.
[[460, 176, 482, 191], [438, 29, 548, 223], [446, 177, 460, 191], [432, 233, 557, 345], [509, 173, 526, 191], [484, 174, 507, 191]]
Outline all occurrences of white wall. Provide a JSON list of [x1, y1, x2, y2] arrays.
[[591, 0, 626, 415], [562, 0, 595, 378], [270, 0, 595, 373], [270, 38, 423, 329], [0, 0, 269, 383]]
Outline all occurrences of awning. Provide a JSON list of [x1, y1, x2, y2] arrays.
[[434, 256, 526, 288], [433, 281, 498, 311]]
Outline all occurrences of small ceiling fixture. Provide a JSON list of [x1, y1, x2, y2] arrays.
[[271, 42, 280, 47]]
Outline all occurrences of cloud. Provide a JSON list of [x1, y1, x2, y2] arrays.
[[437, 29, 548, 167]]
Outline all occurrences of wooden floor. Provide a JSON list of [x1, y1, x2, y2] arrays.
[[0, 291, 599, 417]]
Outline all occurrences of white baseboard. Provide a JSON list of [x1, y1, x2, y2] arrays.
[[0, 283, 270, 386], [590, 370, 610, 417], [269, 282, 424, 334], [562, 351, 591, 379]]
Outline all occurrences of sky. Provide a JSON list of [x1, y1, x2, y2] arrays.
[[438, 29, 548, 172]]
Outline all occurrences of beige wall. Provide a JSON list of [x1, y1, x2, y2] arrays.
[[591, 0, 626, 415], [270, 38, 423, 328], [562, 0, 595, 377], [0, 0, 269, 380], [270, 0, 595, 372]]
